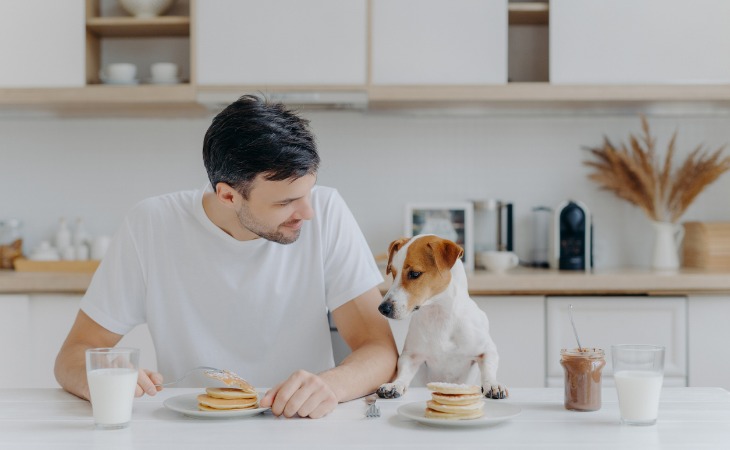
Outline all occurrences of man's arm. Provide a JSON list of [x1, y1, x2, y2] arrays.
[[54, 310, 162, 400], [260, 287, 398, 418]]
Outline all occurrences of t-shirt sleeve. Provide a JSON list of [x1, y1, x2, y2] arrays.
[[79, 217, 147, 335], [321, 190, 384, 312]]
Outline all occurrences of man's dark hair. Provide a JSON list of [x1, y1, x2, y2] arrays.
[[202, 95, 319, 198]]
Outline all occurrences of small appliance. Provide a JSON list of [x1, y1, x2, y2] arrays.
[[551, 200, 593, 271]]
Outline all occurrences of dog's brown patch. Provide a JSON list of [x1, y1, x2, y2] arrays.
[[400, 236, 464, 312]]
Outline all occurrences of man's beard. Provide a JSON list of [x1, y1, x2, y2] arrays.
[[236, 204, 300, 245]]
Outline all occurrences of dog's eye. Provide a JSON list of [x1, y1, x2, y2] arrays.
[[407, 271, 422, 280]]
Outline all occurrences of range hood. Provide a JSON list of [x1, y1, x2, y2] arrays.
[[197, 88, 368, 111]]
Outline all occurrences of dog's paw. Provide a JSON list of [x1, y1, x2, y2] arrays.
[[377, 382, 405, 399], [482, 384, 509, 399]]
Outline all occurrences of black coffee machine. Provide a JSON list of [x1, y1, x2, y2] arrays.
[[550, 200, 593, 271]]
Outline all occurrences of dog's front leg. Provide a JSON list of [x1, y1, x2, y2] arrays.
[[477, 346, 509, 399], [376, 352, 424, 399]]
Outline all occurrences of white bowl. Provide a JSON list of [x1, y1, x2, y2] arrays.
[[118, 0, 176, 18]]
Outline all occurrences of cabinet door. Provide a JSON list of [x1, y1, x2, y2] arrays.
[[371, 0, 507, 85], [195, 0, 367, 85], [0, 295, 31, 388], [688, 295, 730, 390], [551, 0, 730, 84], [0, 0, 85, 87], [546, 297, 687, 387], [474, 296, 545, 387]]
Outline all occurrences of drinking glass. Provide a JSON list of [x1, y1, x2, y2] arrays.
[[611, 344, 665, 426], [86, 348, 139, 429]]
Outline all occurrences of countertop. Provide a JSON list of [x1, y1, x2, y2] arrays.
[[1, 387, 729, 449], [2, 267, 729, 296]]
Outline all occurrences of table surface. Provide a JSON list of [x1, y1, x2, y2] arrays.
[[2, 387, 730, 449]]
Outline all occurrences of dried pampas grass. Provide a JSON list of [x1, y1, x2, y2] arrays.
[[584, 116, 730, 223]]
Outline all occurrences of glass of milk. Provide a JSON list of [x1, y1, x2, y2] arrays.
[[85, 348, 140, 430], [611, 344, 665, 426]]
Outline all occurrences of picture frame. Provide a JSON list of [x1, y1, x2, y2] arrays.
[[405, 202, 474, 271]]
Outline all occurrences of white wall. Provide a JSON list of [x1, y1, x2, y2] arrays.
[[1, 110, 729, 269]]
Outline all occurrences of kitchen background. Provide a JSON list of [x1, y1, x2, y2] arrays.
[[2, 0, 729, 268], [2, 110, 729, 268]]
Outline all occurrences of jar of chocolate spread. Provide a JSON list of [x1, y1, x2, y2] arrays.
[[560, 348, 606, 411]]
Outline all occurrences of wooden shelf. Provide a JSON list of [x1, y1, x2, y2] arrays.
[[367, 83, 730, 107], [86, 16, 190, 37], [509, 2, 549, 26]]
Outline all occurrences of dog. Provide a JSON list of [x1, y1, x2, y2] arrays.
[[376, 234, 508, 400]]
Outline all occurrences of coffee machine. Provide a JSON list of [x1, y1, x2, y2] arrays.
[[550, 200, 593, 271]]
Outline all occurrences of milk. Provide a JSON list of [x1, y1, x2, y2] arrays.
[[614, 370, 663, 423], [87, 368, 138, 426]]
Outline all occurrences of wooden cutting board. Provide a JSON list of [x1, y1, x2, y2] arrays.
[[13, 258, 100, 273]]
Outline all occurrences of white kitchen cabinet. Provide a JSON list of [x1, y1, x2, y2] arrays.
[[0, 294, 156, 389], [0, 0, 85, 88], [546, 296, 687, 387], [688, 295, 730, 390], [194, 0, 367, 86], [371, 0, 508, 85], [550, 0, 730, 84], [474, 296, 545, 388]]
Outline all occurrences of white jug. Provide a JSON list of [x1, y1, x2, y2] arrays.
[[651, 221, 684, 270]]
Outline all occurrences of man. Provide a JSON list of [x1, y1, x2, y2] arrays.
[[55, 95, 398, 419]]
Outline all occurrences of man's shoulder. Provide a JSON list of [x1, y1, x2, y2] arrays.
[[128, 188, 200, 220]]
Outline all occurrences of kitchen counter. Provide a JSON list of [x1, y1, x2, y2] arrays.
[[2, 387, 729, 449], [2, 267, 728, 296]]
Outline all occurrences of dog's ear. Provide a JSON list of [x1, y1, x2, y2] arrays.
[[386, 237, 410, 276], [429, 239, 464, 273]]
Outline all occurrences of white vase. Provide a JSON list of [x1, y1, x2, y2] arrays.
[[651, 221, 684, 270]]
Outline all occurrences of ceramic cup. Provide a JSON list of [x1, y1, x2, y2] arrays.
[[481, 251, 519, 273], [91, 236, 111, 260], [103, 63, 137, 83], [150, 62, 179, 82]]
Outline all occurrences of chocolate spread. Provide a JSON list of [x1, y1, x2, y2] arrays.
[[560, 348, 606, 412]]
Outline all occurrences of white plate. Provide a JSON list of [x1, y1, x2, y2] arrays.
[[163, 392, 269, 419], [397, 401, 521, 427]]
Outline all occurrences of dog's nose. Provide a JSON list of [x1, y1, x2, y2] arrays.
[[378, 301, 393, 317]]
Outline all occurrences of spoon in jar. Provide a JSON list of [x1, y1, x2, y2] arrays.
[[569, 304, 583, 351]]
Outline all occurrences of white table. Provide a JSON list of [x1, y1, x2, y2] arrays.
[[2, 387, 729, 449]]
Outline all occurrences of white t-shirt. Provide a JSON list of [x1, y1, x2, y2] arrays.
[[80, 185, 383, 387]]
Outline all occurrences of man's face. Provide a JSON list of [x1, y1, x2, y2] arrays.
[[235, 173, 316, 244]]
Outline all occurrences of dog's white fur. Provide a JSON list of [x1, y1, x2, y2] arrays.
[[377, 234, 508, 399]]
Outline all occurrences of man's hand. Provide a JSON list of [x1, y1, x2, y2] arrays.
[[136, 369, 164, 398], [259, 370, 338, 419]]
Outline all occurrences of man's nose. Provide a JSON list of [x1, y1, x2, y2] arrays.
[[293, 198, 314, 221]]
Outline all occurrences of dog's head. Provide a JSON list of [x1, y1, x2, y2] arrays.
[[378, 234, 464, 320]]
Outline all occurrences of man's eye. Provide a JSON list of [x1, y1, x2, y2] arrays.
[[407, 271, 422, 280]]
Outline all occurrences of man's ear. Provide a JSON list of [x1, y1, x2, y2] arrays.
[[215, 182, 238, 207]]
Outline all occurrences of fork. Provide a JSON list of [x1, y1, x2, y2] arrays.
[[365, 394, 380, 418], [153, 366, 226, 387]]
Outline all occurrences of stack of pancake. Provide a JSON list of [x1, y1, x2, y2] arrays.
[[425, 382, 484, 420], [197, 387, 259, 412]]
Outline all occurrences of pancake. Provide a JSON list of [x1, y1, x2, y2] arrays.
[[430, 392, 483, 406], [427, 399, 484, 413], [198, 403, 258, 412], [425, 382, 484, 420], [426, 382, 481, 395], [206, 387, 258, 400], [204, 369, 256, 392], [197, 394, 259, 410], [425, 407, 484, 420]]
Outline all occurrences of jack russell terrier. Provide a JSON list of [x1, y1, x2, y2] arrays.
[[376, 234, 508, 400]]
